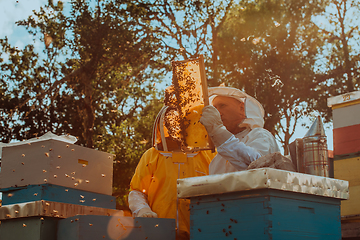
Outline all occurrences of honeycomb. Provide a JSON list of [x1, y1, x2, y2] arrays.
[[164, 57, 212, 151]]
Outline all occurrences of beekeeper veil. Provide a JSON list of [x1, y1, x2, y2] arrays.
[[209, 86, 265, 129]]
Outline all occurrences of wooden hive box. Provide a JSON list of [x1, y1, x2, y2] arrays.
[[1, 184, 116, 209], [57, 215, 176, 240], [0, 139, 113, 196], [0, 200, 122, 220], [177, 168, 349, 240], [0, 216, 59, 240], [328, 91, 360, 219], [328, 91, 360, 157]]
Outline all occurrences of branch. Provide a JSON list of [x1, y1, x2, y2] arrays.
[[17, 60, 94, 110], [309, 66, 345, 88]]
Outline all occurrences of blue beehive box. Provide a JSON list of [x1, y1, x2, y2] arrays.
[[0, 216, 59, 240], [189, 189, 341, 239], [177, 168, 349, 240], [1, 184, 116, 209], [57, 215, 176, 240]]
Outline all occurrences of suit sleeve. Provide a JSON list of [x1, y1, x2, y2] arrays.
[[216, 128, 280, 170]]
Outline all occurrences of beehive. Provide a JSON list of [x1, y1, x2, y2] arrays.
[[0, 217, 59, 240], [1, 184, 115, 209], [178, 168, 348, 240], [328, 91, 360, 156], [57, 215, 176, 240], [328, 91, 360, 218], [0, 139, 113, 195]]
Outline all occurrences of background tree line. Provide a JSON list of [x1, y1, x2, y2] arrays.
[[0, 0, 359, 208]]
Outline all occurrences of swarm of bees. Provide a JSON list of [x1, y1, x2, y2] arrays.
[[164, 57, 211, 152]]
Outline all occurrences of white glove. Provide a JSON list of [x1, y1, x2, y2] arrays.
[[128, 190, 158, 218], [137, 207, 158, 218], [200, 105, 233, 147]]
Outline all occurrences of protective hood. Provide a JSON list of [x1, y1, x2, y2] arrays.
[[151, 105, 210, 152], [209, 86, 265, 129], [152, 106, 173, 151]]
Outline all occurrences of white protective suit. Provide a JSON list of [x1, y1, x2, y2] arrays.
[[207, 86, 280, 174]]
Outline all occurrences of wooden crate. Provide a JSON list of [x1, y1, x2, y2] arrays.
[[189, 189, 342, 240]]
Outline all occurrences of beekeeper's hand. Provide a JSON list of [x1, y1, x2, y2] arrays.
[[128, 190, 158, 218], [200, 105, 232, 147], [137, 207, 158, 218]]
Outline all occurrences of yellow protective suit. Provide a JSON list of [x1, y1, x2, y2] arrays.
[[130, 148, 214, 236], [129, 105, 216, 239]]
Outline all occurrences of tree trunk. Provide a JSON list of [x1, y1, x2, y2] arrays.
[[211, 16, 219, 84], [84, 73, 94, 149], [339, 0, 354, 92], [341, 28, 353, 92]]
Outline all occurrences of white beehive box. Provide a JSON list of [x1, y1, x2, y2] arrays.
[[0, 139, 113, 195]]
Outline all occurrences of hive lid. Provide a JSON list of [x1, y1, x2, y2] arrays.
[[0, 132, 77, 158], [0, 200, 123, 220], [177, 168, 349, 200], [327, 90, 360, 107]]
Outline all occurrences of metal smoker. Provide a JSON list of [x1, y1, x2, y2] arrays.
[[302, 116, 329, 177]]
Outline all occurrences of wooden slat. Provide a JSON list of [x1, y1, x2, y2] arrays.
[[340, 185, 360, 217], [334, 157, 360, 187], [332, 103, 360, 129], [342, 221, 360, 238], [333, 124, 360, 156], [334, 156, 360, 217]]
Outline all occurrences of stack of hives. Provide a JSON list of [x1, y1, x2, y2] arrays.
[[0, 133, 116, 239], [177, 168, 348, 240], [327, 91, 360, 239], [0, 133, 175, 240]]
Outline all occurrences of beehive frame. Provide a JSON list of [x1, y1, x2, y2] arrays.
[[164, 55, 214, 152]]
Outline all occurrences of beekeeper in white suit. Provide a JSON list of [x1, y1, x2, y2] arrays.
[[200, 86, 280, 174]]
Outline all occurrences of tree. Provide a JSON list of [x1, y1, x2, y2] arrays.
[[309, 0, 360, 122], [111, 97, 163, 207], [217, 0, 326, 154], [0, 0, 165, 208], [129, 0, 234, 84]]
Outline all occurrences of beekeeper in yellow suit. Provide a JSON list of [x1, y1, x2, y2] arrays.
[[200, 86, 280, 174], [128, 105, 215, 240]]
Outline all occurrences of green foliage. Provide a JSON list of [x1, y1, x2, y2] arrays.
[[2, 0, 360, 208], [0, 0, 165, 208], [309, 0, 360, 122], [111, 98, 163, 207], [129, 0, 234, 83], [217, 0, 327, 153]]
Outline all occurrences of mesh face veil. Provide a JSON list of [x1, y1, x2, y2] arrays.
[[208, 87, 265, 129]]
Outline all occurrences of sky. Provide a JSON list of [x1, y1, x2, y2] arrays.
[[0, 0, 334, 152], [0, 0, 47, 48]]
